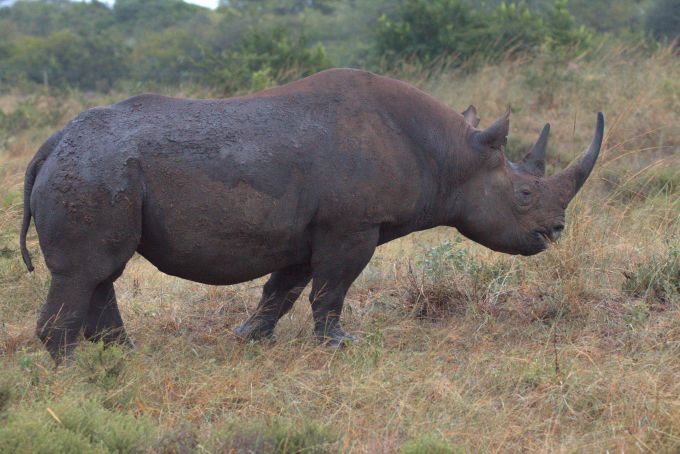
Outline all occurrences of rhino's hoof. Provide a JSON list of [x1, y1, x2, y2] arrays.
[[121, 335, 136, 350], [233, 318, 276, 342]]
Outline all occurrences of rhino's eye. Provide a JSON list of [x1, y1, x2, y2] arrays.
[[516, 187, 534, 207]]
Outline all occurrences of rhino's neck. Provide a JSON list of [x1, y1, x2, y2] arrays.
[[376, 81, 481, 229]]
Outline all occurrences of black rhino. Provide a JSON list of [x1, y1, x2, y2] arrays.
[[20, 69, 604, 363]]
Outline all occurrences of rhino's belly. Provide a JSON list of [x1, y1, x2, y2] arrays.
[[136, 161, 315, 285], [137, 232, 311, 285]]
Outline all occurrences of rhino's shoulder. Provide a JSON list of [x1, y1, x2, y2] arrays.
[[112, 93, 177, 110]]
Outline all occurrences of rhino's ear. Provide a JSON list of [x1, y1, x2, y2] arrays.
[[462, 105, 480, 127], [475, 108, 510, 150]]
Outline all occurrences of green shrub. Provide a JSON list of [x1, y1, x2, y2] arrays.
[[128, 27, 206, 85], [74, 342, 128, 392], [202, 25, 332, 94], [623, 239, 679, 305], [0, 397, 156, 453], [0, 98, 65, 138], [214, 418, 339, 453], [645, 0, 680, 44], [542, 0, 593, 53], [376, 0, 487, 64], [2, 29, 128, 90], [0, 375, 14, 414], [603, 165, 679, 203], [406, 237, 514, 317], [376, 0, 592, 67], [114, 0, 209, 32], [400, 432, 462, 454], [153, 422, 198, 454]]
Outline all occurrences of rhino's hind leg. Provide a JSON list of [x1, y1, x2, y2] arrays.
[[83, 281, 134, 349], [32, 182, 142, 364], [234, 264, 311, 341], [37, 274, 98, 364], [309, 229, 379, 347]]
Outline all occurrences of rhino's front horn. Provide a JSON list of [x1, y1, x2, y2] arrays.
[[520, 123, 550, 177], [556, 112, 605, 200]]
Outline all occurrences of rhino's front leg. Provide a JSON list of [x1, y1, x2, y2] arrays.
[[234, 264, 311, 341], [309, 228, 379, 347]]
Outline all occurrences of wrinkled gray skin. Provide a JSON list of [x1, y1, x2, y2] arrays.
[[20, 69, 604, 363]]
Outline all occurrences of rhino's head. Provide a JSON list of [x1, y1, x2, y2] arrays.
[[453, 109, 604, 256]]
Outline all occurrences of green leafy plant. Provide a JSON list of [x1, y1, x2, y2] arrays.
[[376, 0, 592, 67], [0, 397, 156, 453], [401, 432, 462, 454], [623, 239, 679, 305], [214, 418, 339, 453]]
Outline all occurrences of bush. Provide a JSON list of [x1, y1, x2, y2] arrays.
[[405, 237, 514, 317], [400, 432, 462, 454], [2, 29, 128, 90], [375, 0, 592, 66], [214, 418, 339, 453], [623, 239, 679, 306], [0, 397, 156, 453], [543, 0, 593, 53], [0, 375, 14, 414], [0, 0, 329, 93], [114, 0, 209, 32], [603, 165, 679, 203], [376, 0, 487, 64], [0, 97, 66, 145], [128, 27, 207, 85], [202, 26, 332, 93], [645, 0, 680, 44]]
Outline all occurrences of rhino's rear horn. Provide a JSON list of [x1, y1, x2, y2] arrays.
[[520, 123, 550, 177]]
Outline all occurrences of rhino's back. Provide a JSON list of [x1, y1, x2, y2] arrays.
[[35, 70, 429, 283]]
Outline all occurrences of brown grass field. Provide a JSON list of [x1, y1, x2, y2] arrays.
[[0, 46, 678, 453]]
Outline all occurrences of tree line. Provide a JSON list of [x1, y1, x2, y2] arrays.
[[0, 0, 677, 93]]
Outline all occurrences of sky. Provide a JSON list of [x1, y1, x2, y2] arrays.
[[183, 0, 219, 8]]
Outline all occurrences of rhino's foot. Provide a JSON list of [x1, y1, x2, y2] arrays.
[[315, 324, 357, 348], [234, 316, 276, 342], [117, 333, 136, 350], [86, 327, 136, 350], [101, 333, 136, 351]]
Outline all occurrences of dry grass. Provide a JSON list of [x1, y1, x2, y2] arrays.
[[0, 46, 678, 453]]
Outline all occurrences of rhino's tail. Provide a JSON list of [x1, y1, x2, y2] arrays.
[[20, 130, 64, 272]]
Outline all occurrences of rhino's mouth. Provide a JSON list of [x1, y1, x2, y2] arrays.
[[526, 229, 552, 254], [511, 231, 549, 256], [534, 229, 552, 243]]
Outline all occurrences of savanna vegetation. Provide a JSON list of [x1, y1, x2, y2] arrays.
[[0, 0, 678, 452]]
